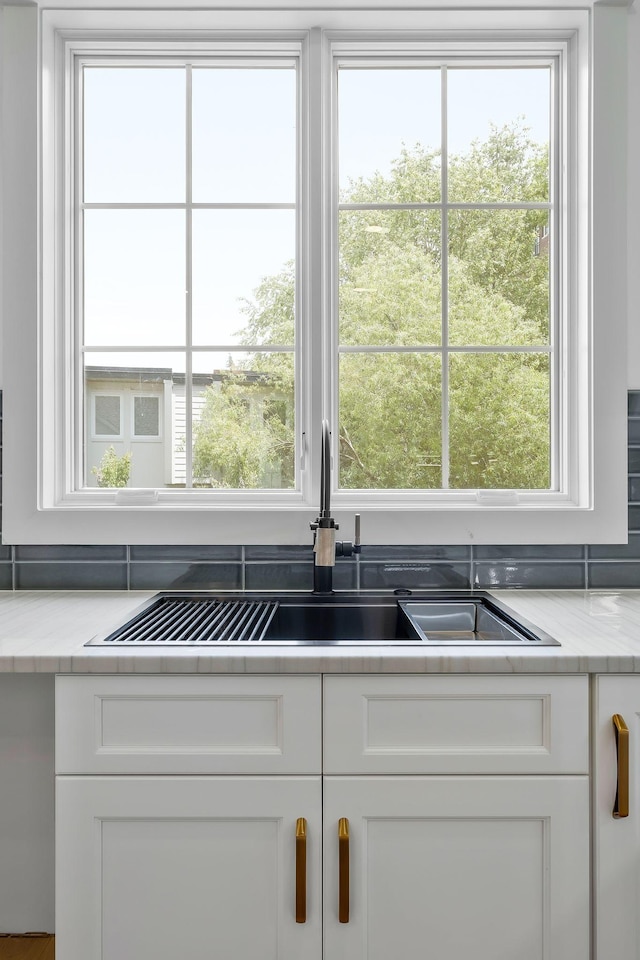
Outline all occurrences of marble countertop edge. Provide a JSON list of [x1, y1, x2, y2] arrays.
[[1, 588, 640, 673]]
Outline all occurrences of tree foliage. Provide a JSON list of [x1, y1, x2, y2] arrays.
[[92, 446, 132, 488], [192, 121, 551, 490], [192, 366, 294, 488]]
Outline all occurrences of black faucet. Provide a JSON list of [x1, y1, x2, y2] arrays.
[[310, 420, 361, 594]]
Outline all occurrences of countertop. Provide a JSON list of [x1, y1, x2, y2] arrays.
[[2, 589, 640, 673]]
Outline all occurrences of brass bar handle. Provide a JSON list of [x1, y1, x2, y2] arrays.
[[296, 818, 307, 923], [613, 714, 630, 819], [338, 817, 350, 923]]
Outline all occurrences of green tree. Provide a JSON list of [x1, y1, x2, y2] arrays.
[[192, 121, 550, 491], [192, 366, 294, 489], [92, 446, 132, 488]]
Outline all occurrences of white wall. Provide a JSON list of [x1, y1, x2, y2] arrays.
[[0, 8, 55, 936], [628, 4, 640, 386], [0, 675, 55, 933]]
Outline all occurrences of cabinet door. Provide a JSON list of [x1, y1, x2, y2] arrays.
[[595, 675, 640, 960], [56, 776, 321, 960], [323, 776, 589, 960]]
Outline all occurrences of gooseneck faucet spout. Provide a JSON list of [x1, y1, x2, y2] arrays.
[[320, 418, 331, 520], [310, 420, 361, 594]]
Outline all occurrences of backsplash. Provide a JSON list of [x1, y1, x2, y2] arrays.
[[1, 389, 639, 591]]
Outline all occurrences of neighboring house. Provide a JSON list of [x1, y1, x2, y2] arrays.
[[86, 366, 285, 488], [86, 367, 171, 488], [534, 223, 550, 257]]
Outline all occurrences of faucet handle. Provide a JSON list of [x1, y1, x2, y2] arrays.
[[335, 515, 362, 559]]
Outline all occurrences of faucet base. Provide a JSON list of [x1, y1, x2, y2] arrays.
[[312, 565, 335, 595]]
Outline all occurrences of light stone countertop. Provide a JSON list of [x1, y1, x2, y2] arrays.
[[1, 589, 640, 673]]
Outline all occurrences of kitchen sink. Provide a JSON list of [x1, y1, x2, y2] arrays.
[[261, 599, 415, 643], [85, 592, 558, 647], [397, 600, 556, 644]]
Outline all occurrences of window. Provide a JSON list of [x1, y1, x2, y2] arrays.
[[133, 397, 160, 439], [93, 395, 122, 439], [81, 59, 296, 490], [1, 6, 627, 544], [335, 62, 552, 492]]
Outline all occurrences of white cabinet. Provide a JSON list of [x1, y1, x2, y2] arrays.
[[323, 674, 588, 774], [57, 776, 322, 960], [323, 776, 588, 960], [594, 675, 640, 960], [323, 675, 590, 960], [56, 675, 322, 960], [56, 673, 590, 960]]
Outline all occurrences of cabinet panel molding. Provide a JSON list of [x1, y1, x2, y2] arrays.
[[595, 675, 640, 959], [324, 675, 588, 774], [323, 775, 589, 960], [56, 776, 322, 960], [56, 675, 321, 774]]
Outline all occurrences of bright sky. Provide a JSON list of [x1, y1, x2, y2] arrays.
[[82, 64, 549, 358]]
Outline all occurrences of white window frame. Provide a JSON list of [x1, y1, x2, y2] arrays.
[[329, 44, 559, 500], [0, 5, 627, 545]]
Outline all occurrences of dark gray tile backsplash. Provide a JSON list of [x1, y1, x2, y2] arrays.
[[588, 535, 640, 559], [129, 544, 242, 562], [472, 544, 585, 560], [15, 544, 127, 561], [360, 562, 471, 591], [588, 562, 640, 588], [15, 561, 128, 591], [473, 561, 585, 590], [2, 389, 640, 590], [358, 544, 471, 561], [128, 562, 243, 591], [244, 561, 314, 592]]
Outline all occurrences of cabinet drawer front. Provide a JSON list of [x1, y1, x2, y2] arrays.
[[56, 676, 321, 774], [323, 675, 588, 774]]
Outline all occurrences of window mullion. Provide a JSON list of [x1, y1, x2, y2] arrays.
[[75, 56, 85, 494], [305, 26, 328, 506], [185, 64, 193, 489], [441, 64, 450, 491]]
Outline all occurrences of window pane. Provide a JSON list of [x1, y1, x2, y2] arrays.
[[84, 210, 185, 347], [83, 68, 185, 203], [192, 68, 296, 203], [191, 352, 295, 489], [448, 211, 550, 345], [339, 211, 441, 346], [448, 68, 550, 203], [449, 353, 550, 489], [85, 352, 183, 488], [134, 396, 160, 437], [338, 69, 441, 201], [94, 396, 121, 437], [339, 353, 442, 488], [192, 210, 295, 346]]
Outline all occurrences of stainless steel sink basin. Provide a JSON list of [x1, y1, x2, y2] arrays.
[[261, 600, 415, 643], [397, 600, 556, 644], [85, 592, 558, 647]]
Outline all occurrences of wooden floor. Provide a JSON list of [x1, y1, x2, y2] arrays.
[[0, 937, 54, 959]]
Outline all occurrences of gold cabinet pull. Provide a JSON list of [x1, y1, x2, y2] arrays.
[[613, 714, 630, 819], [296, 818, 307, 923], [338, 818, 350, 923]]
